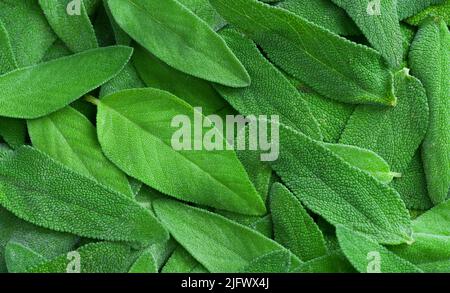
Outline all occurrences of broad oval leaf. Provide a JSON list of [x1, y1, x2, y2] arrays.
[[0, 146, 168, 243], [0, 46, 132, 119], [107, 0, 250, 87], [95, 88, 265, 215]]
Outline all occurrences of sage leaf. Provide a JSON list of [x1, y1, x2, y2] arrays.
[[27, 106, 134, 197], [0, 20, 17, 73], [214, 29, 323, 140], [153, 198, 301, 273], [107, 0, 250, 87], [397, 0, 446, 20], [331, 0, 403, 67], [270, 183, 327, 261], [177, 0, 227, 31], [162, 246, 208, 273], [269, 124, 413, 245], [38, 0, 99, 53], [238, 250, 293, 273], [210, 0, 397, 106], [0, 146, 168, 243], [0, 118, 27, 149], [128, 248, 158, 273], [340, 69, 429, 173], [295, 250, 355, 273], [0, 46, 132, 119], [95, 88, 265, 215], [409, 18, 450, 204], [336, 226, 422, 273], [406, 0, 450, 25]]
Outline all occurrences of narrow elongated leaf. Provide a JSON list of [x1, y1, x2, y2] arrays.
[[0, 0, 56, 67], [29, 242, 142, 273], [332, 0, 403, 67], [162, 246, 208, 273], [409, 18, 450, 204], [99, 63, 145, 97], [269, 124, 413, 245], [39, 0, 98, 53], [324, 143, 399, 184], [0, 20, 17, 73], [128, 249, 158, 273], [153, 199, 301, 273], [295, 250, 355, 273], [340, 69, 429, 173], [336, 226, 422, 273], [277, 0, 358, 36], [239, 250, 292, 273], [133, 45, 226, 115], [0, 46, 132, 119], [210, 0, 396, 106], [406, 0, 450, 25], [214, 29, 322, 140], [177, 0, 226, 30], [107, 0, 250, 87], [28, 106, 133, 197], [270, 183, 327, 261], [95, 88, 265, 215], [0, 146, 168, 243]]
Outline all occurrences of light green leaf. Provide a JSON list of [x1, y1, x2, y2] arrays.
[[331, 0, 403, 67], [0, 19, 17, 73], [128, 248, 158, 273], [295, 250, 356, 273], [409, 18, 450, 204], [95, 88, 265, 215], [336, 226, 422, 273], [210, 0, 396, 106], [0, 146, 168, 243], [0, 46, 132, 119], [324, 143, 400, 184], [406, 0, 450, 24], [269, 124, 413, 245], [162, 246, 208, 273], [133, 45, 226, 115], [238, 250, 292, 273], [277, 0, 359, 36], [214, 29, 323, 140], [177, 0, 227, 30], [38, 0, 98, 53], [270, 183, 327, 261], [107, 0, 250, 87], [28, 106, 134, 197], [397, 0, 446, 19], [153, 198, 301, 273], [340, 69, 429, 173]]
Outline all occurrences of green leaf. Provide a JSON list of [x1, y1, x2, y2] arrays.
[[331, 0, 403, 67], [0, 46, 132, 119], [0, 118, 27, 149], [29, 242, 142, 273], [153, 198, 301, 272], [107, 0, 250, 87], [162, 246, 208, 273], [324, 143, 400, 184], [5, 242, 46, 273], [295, 250, 356, 273], [210, 0, 397, 106], [390, 151, 433, 210], [132, 45, 226, 115], [238, 250, 293, 273], [214, 29, 323, 140], [405, 0, 450, 25], [270, 183, 327, 261], [95, 88, 265, 215], [336, 226, 422, 273], [397, 0, 446, 19], [128, 248, 158, 273], [277, 0, 359, 36], [0, 0, 56, 67], [409, 18, 450, 204], [0, 19, 17, 73], [38, 0, 98, 53], [269, 124, 413, 245], [177, 0, 227, 31], [99, 63, 145, 97], [28, 106, 134, 197], [0, 146, 168, 243], [340, 69, 429, 173]]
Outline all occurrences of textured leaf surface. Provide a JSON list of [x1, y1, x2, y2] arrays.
[[405, 0, 450, 24], [28, 106, 133, 197], [0, 46, 132, 119], [162, 246, 208, 273], [295, 250, 355, 273], [107, 0, 250, 87], [409, 18, 450, 204], [39, 0, 98, 52], [96, 88, 265, 215], [337, 226, 422, 273], [214, 29, 322, 140], [239, 250, 292, 273], [397, 0, 446, 19], [269, 124, 413, 244], [210, 0, 396, 106], [340, 69, 429, 173], [270, 183, 327, 261], [0, 147, 168, 243], [177, 0, 226, 30], [153, 199, 301, 273], [332, 0, 403, 67]]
